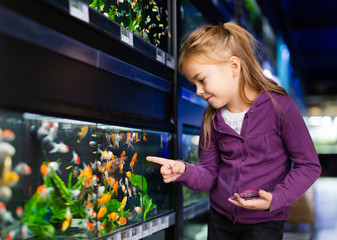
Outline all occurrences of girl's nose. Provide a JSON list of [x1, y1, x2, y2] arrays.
[[196, 85, 204, 97]]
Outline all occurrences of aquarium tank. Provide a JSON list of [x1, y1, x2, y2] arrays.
[[0, 110, 173, 239], [182, 133, 208, 207], [82, 0, 171, 52]]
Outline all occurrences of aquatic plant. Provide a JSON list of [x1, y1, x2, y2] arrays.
[[128, 173, 156, 220]]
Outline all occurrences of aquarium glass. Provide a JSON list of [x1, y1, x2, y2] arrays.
[[82, 0, 171, 52], [180, 0, 210, 38], [182, 133, 208, 207], [0, 110, 173, 239]]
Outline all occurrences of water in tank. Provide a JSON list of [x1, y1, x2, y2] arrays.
[[0, 110, 173, 239]]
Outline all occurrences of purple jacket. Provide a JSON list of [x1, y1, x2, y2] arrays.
[[176, 91, 321, 224]]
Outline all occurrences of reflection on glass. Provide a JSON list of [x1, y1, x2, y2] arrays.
[[0, 110, 173, 239], [83, 0, 171, 51], [182, 134, 208, 207]]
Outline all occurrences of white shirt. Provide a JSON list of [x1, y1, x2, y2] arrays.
[[221, 107, 248, 135]]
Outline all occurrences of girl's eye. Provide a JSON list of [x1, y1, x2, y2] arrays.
[[199, 78, 205, 83]]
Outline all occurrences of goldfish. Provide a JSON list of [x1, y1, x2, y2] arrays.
[[48, 161, 61, 173], [21, 223, 33, 239], [97, 192, 111, 207], [118, 196, 127, 212], [86, 209, 96, 219], [49, 142, 69, 153], [121, 151, 125, 161], [79, 165, 92, 178], [143, 133, 147, 142], [42, 121, 58, 142], [62, 219, 71, 231], [130, 153, 137, 172], [97, 221, 105, 231], [105, 160, 113, 171], [5, 230, 16, 240], [0, 186, 12, 202], [71, 151, 80, 165], [93, 175, 99, 186], [0, 129, 15, 142], [119, 159, 124, 173], [78, 126, 88, 142], [16, 206, 23, 218], [85, 221, 95, 231], [117, 216, 127, 226], [14, 163, 31, 175], [40, 164, 50, 176], [6, 171, 19, 187], [37, 120, 50, 138], [97, 207, 107, 220], [84, 201, 94, 210], [126, 171, 131, 178], [82, 178, 93, 188], [36, 185, 53, 200], [134, 206, 141, 213], [108, 212, 118, 221], [0, 202, 6, 213], [127, 187, 132, 198], [97, 186, 105, 197], [99, 150, 113, 161], [65, 207, 72, 220], [0, 142, 15, 156], [112, 180, 119, 196], [89, 140, 97, 148]]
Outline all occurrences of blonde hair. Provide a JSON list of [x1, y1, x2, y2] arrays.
[[178, 22, 287, 150]]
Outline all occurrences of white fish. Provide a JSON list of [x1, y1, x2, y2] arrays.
[[14, 163, 32, 175], [37, 120, 50, 138], [0, 142, 15, 157], [0, 186, 12, 202], [49, 142, 69, 153], [42, 122, 59, 142], [68, 189, 80, 200]]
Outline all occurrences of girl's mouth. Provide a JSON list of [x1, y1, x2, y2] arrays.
[[205, 96, 212, 102]]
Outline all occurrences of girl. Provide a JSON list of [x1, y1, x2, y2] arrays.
[[146, 22, 321, 240]]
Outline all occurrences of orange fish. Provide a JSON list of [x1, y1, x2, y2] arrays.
[[36, 185, 53, 200], [16, 206, 23, 218], [78, 126, 88, 142], [62, 219, 71, 231], [85, 222, 95, 231], [82, 178, 93, 188], [97, 193, 111, 207], [109, 212, 118, 221], [97, 207, 107, 220], [0, 129, 15, 142], [121, 151, 126, 160], [118, 196, 127, 212], [119, 160, 124, 173], [79, 165, 92, 178], [71, 151, 80, 165], [143, 133, 147, 142], [130, 153, 137, 172], [40, 164, 49, 176], [117, 216, 127, 226], [112, 180, 119, 196], [126, 171, 131, 178], [134, 206, 141, 213]]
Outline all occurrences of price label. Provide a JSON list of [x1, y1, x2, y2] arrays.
[[121, 27, 134, 47], [166, 54, 175, 69], [69, 0, 89, 23], [156, 48, 166, 64]]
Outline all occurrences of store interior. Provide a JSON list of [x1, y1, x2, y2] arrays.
[[1, 0, 337, 239]]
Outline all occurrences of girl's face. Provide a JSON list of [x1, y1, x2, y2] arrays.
[[182, 58, 240, 110]]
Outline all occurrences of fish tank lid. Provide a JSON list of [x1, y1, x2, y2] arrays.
[[44, 0, 175, 70]]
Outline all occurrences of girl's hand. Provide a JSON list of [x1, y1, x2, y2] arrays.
[[146, 156, 186, 183], [228, 190, 272, 211]]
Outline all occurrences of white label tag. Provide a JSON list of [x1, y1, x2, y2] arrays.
[[69, 0, 89, 23], [156, 48, 166, 64], [166, 54, 175, 69], [121, 27, 134, 47]]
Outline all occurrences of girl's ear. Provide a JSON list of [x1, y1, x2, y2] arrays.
[[229, 56, 241, 77]]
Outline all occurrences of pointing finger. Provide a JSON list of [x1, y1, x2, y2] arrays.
[[146, 156, 170, 168]]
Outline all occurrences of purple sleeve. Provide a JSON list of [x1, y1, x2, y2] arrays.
[[270, 99, 321, 212], [174, 122, 220, 192]]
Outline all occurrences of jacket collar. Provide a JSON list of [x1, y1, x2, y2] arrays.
[[212, 91, 272, 134]]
